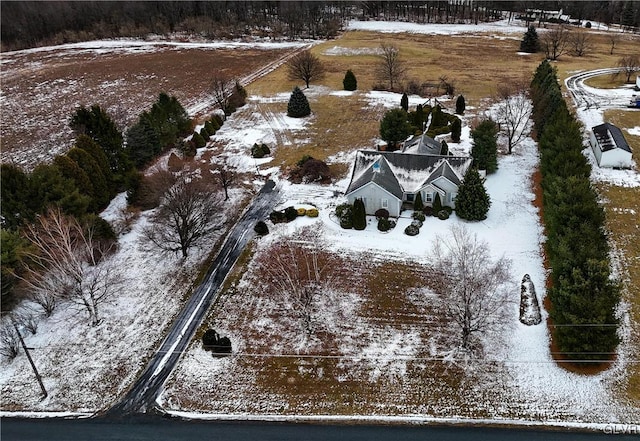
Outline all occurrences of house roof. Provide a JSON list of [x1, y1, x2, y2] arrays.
[[592, 123, 632, 154], [402, 133, 442, 155], [346, 150, 472, 198]]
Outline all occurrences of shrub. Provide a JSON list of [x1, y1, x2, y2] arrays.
[[422, 206, 433, 217], [388, 219, 396, 229], [200, 127, 210, 139], [585, 21, 591, 28], [192, 131, 206, 148], [335, 203, 352, 219], [254, 220, 269, 236], [290, 158, 331, 184], [202, 329, 232, 354], [450, 118, 462, 143], [297, 207, 307, 216], [404, 224, 420, 236], [455, 167, 491, 221], [378, 218, 392, 232], [375, 208, 390, 219], [269, 210, 287, 224], [343, 69, 357, 91], [400, 93, 409, 112], [413, 192, 424, 211], [437, 210, 450, 220], [411, 219, 423, 228], [205, 120, 216, 135], [306, 208, 319, 217], [251, 143, 271, 158], [284, 206, 299, 221], [412, 211, 426, 222]]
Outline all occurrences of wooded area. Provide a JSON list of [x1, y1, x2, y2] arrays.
[[2, 1, 639, 51]]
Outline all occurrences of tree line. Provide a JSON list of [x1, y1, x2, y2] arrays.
[[530, 60, 620, 364], [3, 1, 638, 51]]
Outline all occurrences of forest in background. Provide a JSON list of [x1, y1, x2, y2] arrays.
[[2, 1, 639, 52]]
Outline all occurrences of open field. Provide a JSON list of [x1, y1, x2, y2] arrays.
[[1, 20, 639, 422], [0, 43, 301, 169]]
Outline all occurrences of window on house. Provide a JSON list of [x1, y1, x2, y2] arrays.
[[406, 194, 414, 202], [425, 192, 433, 203], [381, 199, 388, 208]]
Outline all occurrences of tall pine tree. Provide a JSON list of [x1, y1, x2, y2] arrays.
[[343, 69, 357, 91], [455, 168, 491, 221], [471, 119, 499, 174], [353, 198, 366, 230], [520, 26, 540, 53]]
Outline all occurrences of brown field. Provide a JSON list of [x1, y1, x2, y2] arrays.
[[0, 46, 295, 169]]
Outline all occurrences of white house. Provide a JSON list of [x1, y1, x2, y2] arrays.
[[345, 150, 472, 217], [589, 122, 633, 168]]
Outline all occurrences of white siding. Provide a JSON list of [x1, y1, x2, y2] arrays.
[[347, 182, 402, 217]]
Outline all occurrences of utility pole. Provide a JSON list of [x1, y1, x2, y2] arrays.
[[11, 319, 47, 400]]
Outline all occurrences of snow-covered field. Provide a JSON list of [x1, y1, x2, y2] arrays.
[[2, 19, 639, 427]]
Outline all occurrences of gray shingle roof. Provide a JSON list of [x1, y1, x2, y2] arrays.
[[592, 123, 632, 153], [346, 150, 471, 197], [402, 133, 442, 155]]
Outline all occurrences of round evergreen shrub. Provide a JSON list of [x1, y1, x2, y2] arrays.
[[269, 210, 287, 224], [437, 210, 450, 220], [202, 329, 220, 350], [411, 219, 423, 228], [585, 21, 591, 28], [297, 207, 307, 216], [422, 206, 433, 217], [287, 86, 311, 118], [254, 220, 269, 236], [306, 208, 319, 217], [412, 211, 425, 222], [340, 216, 353, 229], [335, 203, 352, 219], [377, 218, 391, 232], [200, 127, 210, 139], [284, 206, 299, 221], [205, 120, 216, 135], [404, 224, 420, 236], [216, 336, 232, 354], [388, 219, 396, 229], [375, 208, 390, 219]]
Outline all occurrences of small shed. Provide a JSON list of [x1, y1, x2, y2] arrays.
[[589, 122, 633, 168]]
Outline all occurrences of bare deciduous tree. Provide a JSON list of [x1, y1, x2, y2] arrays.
[[376, 43, 407, 92], [286, 50, 326, 89], [494, 82, 533, 154], [541, 25, 570, 60], [609, 34, 620, 55], [212, 162, 234, 201], [263, 241, 328, 336], [143, 173, 224, 258], [616, 55, 640, 83], [211, 74, 235, 118], [20, 208, 119, 326], [570, 32, 592, 57], [432, 225, 513, 357]]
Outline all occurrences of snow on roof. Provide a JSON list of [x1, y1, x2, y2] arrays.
[[346, 150, 471, 196], [592, 123, 632, 153]]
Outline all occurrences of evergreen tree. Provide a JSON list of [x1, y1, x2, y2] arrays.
[[1, 228, 26, 311], [70, 104, 130, 186], [455, 168, 491, 221], [432, 192, 442, 213], [428, 105, 448, 132], [29, 164, 90, 218], [455, 95, 466, 115], [450, 117, 462, 142], [126, 115, 161, 168], [200, 127, 210, 140], [413, 192, 424, 211], [440, 140, 449, 155], [67, 147, 110, 211], [471, 119, 499, 174], [413, 104, 425, 130], [75, 135, 113, 194], [343, 69, 357, 91], [287, 86, 311, 118], [53, 154, 94, 209], [400, 93, 409, 112], [520, 25, 540, 53], [353, 198, 366, 230], [1, 164, 32, 229], [380, 108, 412, 150]]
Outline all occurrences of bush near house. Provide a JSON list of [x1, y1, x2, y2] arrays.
[[254, 221, 269, 236], [287, 86, 311, 118], [251, 143, 271, 158], [353, 198, 366, 230], [375, 208, 390, 219], [404, 224, 420, 236]]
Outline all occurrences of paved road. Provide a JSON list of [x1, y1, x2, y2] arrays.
[[104, 180, 279, 416], [4, 417, 636, 441]]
